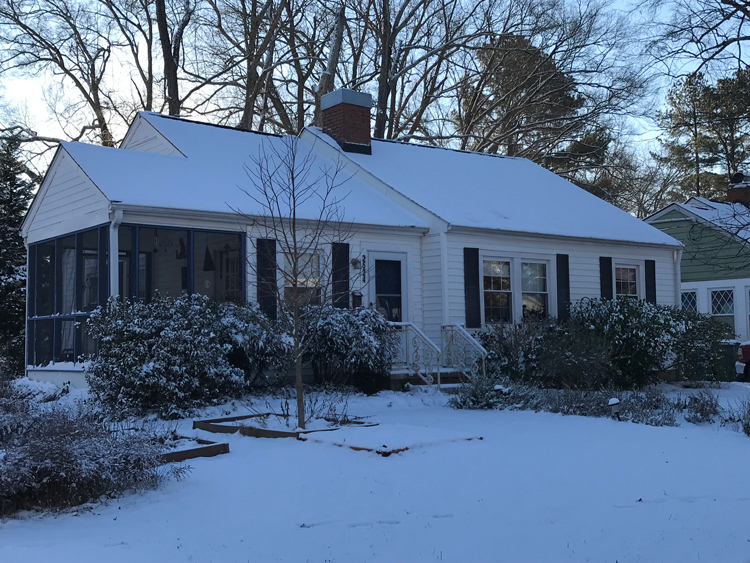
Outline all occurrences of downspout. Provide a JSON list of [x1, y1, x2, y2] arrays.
[[439, 229, 450, 325], [24, 236, 30, 375], [109, 209, 123, 298], [674, 248, 683, 307]]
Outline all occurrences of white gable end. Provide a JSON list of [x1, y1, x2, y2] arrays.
[[120, 114, 184, 156], [23, 148, 111, 244]]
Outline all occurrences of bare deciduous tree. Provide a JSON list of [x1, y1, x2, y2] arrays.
[[237, 136, 353, 428]]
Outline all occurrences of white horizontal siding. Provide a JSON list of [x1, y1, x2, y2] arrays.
[[120, 118, 182, 156], [446, 231, 679, 328], [245, 225, 425, 330], [26, 151, 110, 244], [421, 233, 443, 342]]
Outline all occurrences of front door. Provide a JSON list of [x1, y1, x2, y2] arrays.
[[370, 252, 407, 322]]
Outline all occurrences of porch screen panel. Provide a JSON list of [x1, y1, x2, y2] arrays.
[[35, 241, 55, 316], [193, 231, 242, 302]]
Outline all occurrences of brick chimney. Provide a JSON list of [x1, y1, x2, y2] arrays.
[[321, 89, 372, 155], [726, 172, 750, 206]]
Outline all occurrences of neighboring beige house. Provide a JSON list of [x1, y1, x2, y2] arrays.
[[23, 89, 682, 388]]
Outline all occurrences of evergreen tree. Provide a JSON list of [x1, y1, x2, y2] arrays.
[[0, 134, 34, 377], [705, 67, 750, 181], [656, 73, 722, 200]]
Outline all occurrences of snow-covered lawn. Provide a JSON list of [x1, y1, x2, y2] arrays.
[[3, 386, 750, 562]]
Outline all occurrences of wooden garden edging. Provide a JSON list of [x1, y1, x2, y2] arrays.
[[161, 436, 230, 463], [192, 413, 377, 439]]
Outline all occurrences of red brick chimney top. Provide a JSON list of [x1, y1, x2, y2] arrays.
[[321, 89, 372, 155], [726, 172, 750, 206]]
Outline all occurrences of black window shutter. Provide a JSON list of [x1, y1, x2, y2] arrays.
[[331, 242, 350, 308], [645, 260, 656, 303], [256, 238, 277, 320], [556, 254, 570, 320], [464, 247, 481, 328], [600, 256, 613, 300]]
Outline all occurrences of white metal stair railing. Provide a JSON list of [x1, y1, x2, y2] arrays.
[[441, 324, 488, 379], [388, 322, 441, 386]]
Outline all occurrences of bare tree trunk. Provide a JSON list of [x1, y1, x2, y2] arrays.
[[295, 340, 305, 429], [373, 0, 391, 139], [313, 5, 346, 126], [155, 0, 193, 116]]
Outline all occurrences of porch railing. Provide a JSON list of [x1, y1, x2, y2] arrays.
[[441, 324, 487, 379], [389, 322, 441, 387]]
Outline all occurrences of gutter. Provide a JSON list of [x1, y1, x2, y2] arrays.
[[674, 248, 683, 307]]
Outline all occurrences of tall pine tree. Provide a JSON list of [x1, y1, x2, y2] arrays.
[[0, 134, 34, 377], [656, 73, 723, 200]]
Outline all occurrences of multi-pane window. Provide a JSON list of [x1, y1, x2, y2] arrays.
[[681, 291, 698, 312], [711, 289, 735, 331], [483, 260, 512, 323], [615, 266, 638, 298], [521, 262, 547, 319], [284, 253, 320, 307]]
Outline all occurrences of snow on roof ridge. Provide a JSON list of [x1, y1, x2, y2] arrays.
[[141, 111, 285, 139], [372, 135, 521, 161]]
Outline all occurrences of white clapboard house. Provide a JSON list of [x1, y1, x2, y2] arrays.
[[22, 89, 682, 387]]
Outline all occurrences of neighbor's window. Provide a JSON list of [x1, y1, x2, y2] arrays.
[[521, 262, 547, 319], [710, 289, 734, 331], [483, 260, 512, 323], [681, 291, 698, 312], [284, 253, 320, 307], [615, 266, 638, 298]]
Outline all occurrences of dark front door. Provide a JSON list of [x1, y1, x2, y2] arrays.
[[375, 259, 402, 322]]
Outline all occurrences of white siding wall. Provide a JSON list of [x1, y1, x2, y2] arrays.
[[444, 230, 678, 331], [26, 151, 111, 244], [120, 118, 183, 156], [246, 225, 425, 329], [421, 233, 443, 342]]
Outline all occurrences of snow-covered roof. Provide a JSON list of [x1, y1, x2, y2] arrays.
[[667, 197, 750, 242], [305, 129, 679, 246], [61, 115, 429, 229], [56, 112, 681, 245]]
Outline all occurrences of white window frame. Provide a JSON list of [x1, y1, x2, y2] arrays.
[[479, 252, 556, 325], [613, 261, 644, 300], [710, 288, 735, 332]]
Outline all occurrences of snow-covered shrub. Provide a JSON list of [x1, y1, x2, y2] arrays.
[[0, 403, 181, 516], [451, 375, 679, 426], [476, 322, 540, 382], [684, 390, 721, 424], [668, 309, 734, 380], [219, 302, 291, 387], [448, 373, 500, 410], [570, 298, 732, 388], [478, 321, 615, 390], [623, 388, 678, 427], [532, 323, 614, 390], [303, 306, 399, 394], [85, 294, 288, 419]]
